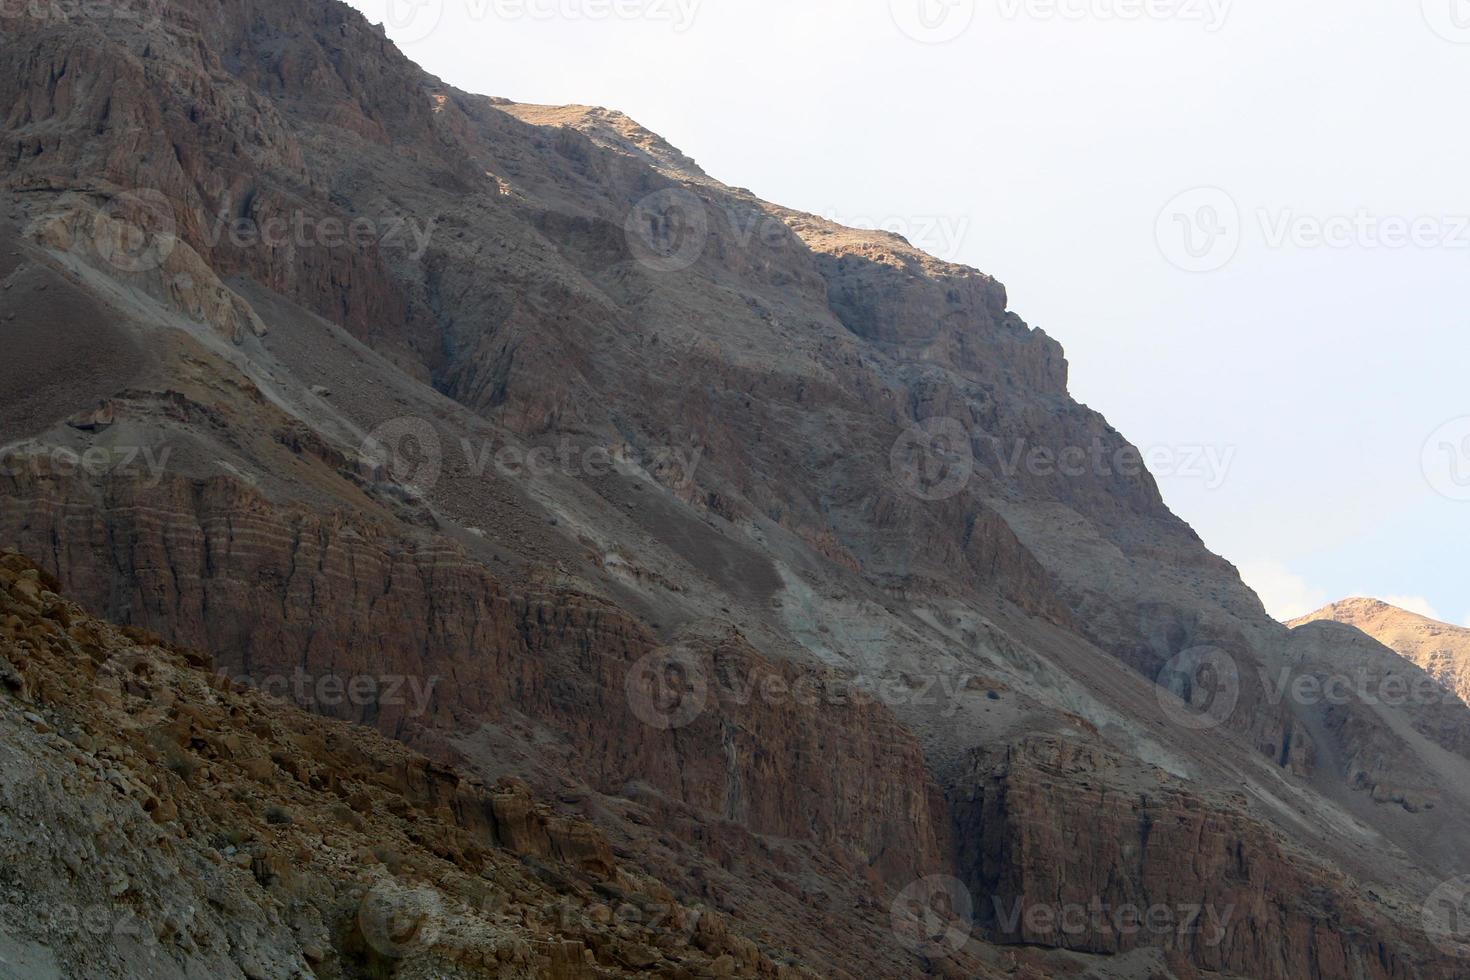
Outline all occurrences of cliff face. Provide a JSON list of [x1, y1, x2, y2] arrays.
[[2, 1, 1469, 977], [953, 736, 1455, 980], [0, 437, 952, 911], [0, 550, 830, 979]]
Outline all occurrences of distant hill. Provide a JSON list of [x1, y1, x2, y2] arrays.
[[1291, 598, 1470, 705]]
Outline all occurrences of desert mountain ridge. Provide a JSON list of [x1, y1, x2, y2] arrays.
[[1291, 598, 1470, 707], [1, 0, 1469, 976]]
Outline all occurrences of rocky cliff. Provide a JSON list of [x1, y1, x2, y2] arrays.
[[1, 0, 1469, 977], [0, 549, 822, 979]]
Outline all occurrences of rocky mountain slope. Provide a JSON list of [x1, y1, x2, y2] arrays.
[[1, 0, 1468, 976], [0, 550, 799, 979], [1291, 599, 1470, 708]]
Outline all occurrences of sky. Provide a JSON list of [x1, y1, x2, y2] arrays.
[[347, 0, 1470, 624]]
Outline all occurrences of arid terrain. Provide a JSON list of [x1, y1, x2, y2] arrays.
[[1292, 600, 1470, 709], [1, 0, 1468, 977]]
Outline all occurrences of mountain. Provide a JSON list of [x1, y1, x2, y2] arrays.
[[1, 0, 1469, 977], [1291, 599, 1470, 708], [0, 549, 785, 979]]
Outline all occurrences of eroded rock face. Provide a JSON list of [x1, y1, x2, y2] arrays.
[[0, 0, 430, 361], [0, 458, 949, 893], [2, 0, 1469, 976], [30, 198, 270, 344], [0, 550, 813, 979], [952, 735, 1463, 980]]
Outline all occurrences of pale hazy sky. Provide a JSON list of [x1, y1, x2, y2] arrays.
[[347, 0, 1470, 624]]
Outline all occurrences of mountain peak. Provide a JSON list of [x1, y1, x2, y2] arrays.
[[1292, 597, 1470, 705], [1291, 597, 1460, 631]]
